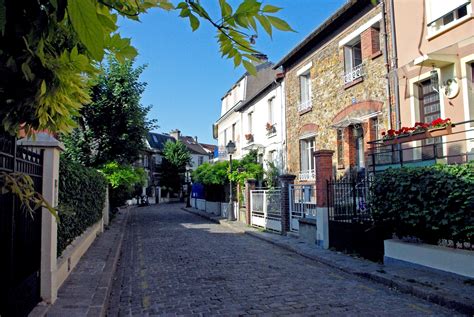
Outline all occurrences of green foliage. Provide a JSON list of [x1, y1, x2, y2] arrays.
[[0, 0, 291, 135], [264, 160, 280, 188], [192, 161, 229, 185], [62, 57, 155, 167], [163, 140, 191, 170], [99, 161, 147, 208], [57, 157, 107, 256], [370, 163, 474, 244], [159, 140, 191, 193]]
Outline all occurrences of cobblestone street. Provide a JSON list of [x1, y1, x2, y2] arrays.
[[107, 204, 456, 316]]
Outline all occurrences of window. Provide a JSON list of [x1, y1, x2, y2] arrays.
[[427, 1, 471, 35], [198, 156, 204, 166], [232, 123, 236, 141], [299, 137, 315, 180], [268, 98, 275, 124], [419, 77, 442, 150], [248, 112, 253, 133], [343, 38, 363, 84], [337, 129, 344, 168], [468, 63, 474, 124], [298, 72, 312, 112]]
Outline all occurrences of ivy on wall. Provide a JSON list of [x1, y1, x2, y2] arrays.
[[57, 157, 107, 256], [370, 162, 474, 245]]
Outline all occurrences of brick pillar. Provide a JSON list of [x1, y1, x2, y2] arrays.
[[279, 174, 296, 235], [245, 179, 256, 225], [314, 150, 334, 207]]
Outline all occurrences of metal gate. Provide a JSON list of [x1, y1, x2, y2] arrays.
[[289, 184, 317, 232], [250, 189, 281, 232], [327, 177, 388, 261], [0, 134, 43, 316]]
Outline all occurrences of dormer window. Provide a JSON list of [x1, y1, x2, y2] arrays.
[[427, 0, 472, 35], [343, 37, 363, 85]]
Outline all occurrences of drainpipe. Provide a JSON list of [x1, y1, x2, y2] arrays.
[[381, 0, 393, 131], [389, 0, 401, 129]]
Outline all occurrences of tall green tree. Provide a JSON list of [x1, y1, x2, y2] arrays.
[[0, 0, 294, 136], [63, 57, 155, 167], [160, 140, 191, 193]]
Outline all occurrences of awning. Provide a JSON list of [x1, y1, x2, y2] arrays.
[[331, 117, 363, 129], [242, 143, 265, 151]]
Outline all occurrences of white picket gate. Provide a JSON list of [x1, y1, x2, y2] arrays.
[[250, 189, 281, 232], [289, 184, 317, 232]]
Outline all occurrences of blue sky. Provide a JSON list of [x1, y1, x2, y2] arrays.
[[118, 0, 346, 144]]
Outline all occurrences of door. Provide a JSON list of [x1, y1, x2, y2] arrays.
[[419, 78, 442, 159]]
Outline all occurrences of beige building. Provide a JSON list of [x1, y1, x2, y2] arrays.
[[392, 0, 474, 161], [275, 0, 394, 182]]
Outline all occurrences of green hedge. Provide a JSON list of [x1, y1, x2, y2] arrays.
[[57, 158, 107, 256], [370, 162, 474, 244]]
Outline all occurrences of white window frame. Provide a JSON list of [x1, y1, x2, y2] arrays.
[[299, 137, 315, 181], [298, 71, 312, 112], [343, 37, 363, 84], [247, 112, 253, 134], [426, 1, 472, 37]]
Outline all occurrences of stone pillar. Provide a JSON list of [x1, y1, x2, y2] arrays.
[[314, 150, 334, 249], [18, 133, 65, 303], [279, 174, 296, 235], [103, 187, 110, 227], [245, 179, 257, 225]]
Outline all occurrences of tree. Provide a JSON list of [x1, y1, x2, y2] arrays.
[[160, 140, 191, 194], [62, 57, 154, 167], [0, 0, 293, 136]]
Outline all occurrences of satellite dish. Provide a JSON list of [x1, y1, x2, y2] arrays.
[[443, 78, 459, 99]]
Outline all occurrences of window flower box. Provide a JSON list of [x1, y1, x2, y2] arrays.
[[381, 118, 453, 144], [245, 133, 253, 142], [266, 122, 276, 135]]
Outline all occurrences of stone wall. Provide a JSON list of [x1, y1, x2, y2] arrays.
[[284, 4, 392, 180]]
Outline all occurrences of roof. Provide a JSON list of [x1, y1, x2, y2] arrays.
[[179, 136, 209, 155], [274, 0, 372, 69], [147, 132, 175, 152], [200, 143, 217, 153], [221, 61, 274, 100]]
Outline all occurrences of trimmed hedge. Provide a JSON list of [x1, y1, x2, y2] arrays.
[[370, 162, 474, 244], [57, 158, 107, 256]]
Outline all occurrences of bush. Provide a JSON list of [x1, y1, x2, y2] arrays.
[[57, 158, 107, 256], [370, 162, 474, 244]]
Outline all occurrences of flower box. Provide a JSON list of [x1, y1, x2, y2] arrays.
[[427, 124, 452, 138], [382, 131, 428, 145], [245, 133, 253, 142]]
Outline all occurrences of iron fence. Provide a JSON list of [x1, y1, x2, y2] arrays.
[[289, 184, 317, 232]]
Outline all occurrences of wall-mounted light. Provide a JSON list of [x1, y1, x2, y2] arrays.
[[430, 65, 439, 93]]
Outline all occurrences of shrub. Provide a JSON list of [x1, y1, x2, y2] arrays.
[[370, 162, 474, 244], [57, 158, 107, 256]]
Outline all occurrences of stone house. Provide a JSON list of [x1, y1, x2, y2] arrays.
[[391, 0, 474, 163], [274, 0, 394, 182]]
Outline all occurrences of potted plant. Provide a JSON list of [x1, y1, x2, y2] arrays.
[[245, 133, 253, 142], [427, 118, 453, 137], [266, 122, 275, 134], [381, 118, 453, 144]]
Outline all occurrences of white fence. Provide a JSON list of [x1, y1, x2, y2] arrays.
[[250, 189, 281, 232], [289, 184, 317, 232]]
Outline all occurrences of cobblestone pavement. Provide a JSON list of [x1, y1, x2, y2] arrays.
[[107, 204, 458, 316]]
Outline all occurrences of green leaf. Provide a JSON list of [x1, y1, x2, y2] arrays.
[[189, 14, 200, 31], [256, 15, 272, 37], [0, 0, 5, 35], [233, 53, 242, 67], [21, 62, 33, 81], [40, 80, 47, 96], [243, 60, 256, 75], [266, 15, 294, 32], [262, 4, 281, 13], [67, 0, 105, 60]]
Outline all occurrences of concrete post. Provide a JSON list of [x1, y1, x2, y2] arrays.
[[18, 133, 65, 304], [245, 179, 257, 225], [103, 187, 110, 227], [279, 174, 296, 235], [313, 150, 334, 249]]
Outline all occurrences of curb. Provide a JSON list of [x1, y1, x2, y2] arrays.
[[182, 207, 474, 316], [92, 207, 130, 317]]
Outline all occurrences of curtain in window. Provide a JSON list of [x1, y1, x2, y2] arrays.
[[300, 140, 308, 171]]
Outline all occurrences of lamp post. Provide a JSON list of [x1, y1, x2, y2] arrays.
[[226, 140, 236, 221], [185, 169, 191, 208]]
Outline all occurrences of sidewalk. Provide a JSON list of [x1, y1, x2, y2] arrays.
[[183, 207, 474, 316], [30, 208, 130, 317]]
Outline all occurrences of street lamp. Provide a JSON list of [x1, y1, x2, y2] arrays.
[[185, 169, 191, 208], [226, 140, 236, 221]]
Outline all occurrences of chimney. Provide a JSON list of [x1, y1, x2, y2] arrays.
[[194, 136, 198, 143], [170, 129, 181, 140], [250, 53, 268, 65]]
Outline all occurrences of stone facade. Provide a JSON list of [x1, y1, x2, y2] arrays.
[[281, 3, 392, 182]]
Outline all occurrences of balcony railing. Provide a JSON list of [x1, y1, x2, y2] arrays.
[[297, 99, 312, 113], [299, 169, 315, 181], [343, 63, 364, 85]]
